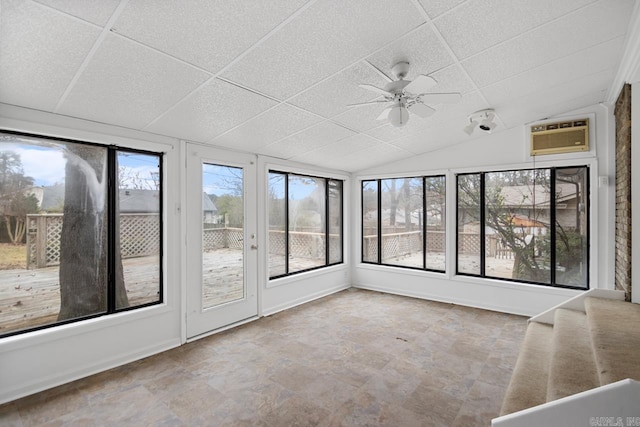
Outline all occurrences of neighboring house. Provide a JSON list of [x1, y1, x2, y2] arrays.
[[202, 192, 218, 224]]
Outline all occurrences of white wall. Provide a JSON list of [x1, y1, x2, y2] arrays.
[[352, 103, 615, 316], [0, 104, 352, 404], [0, 104, 183, 404], [257, 156, 351, 316]]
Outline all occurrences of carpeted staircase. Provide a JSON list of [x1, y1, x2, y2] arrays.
[[500, 296, 640, 416]]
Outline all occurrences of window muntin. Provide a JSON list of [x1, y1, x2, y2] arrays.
[[116, 151, 162, 309], [554, 167, 588, 287], [268, 171, 343, 279], [381, 177, 423, 268], [0, 131, 163, 338], [268, 172, 287, 277], [361, 180, 378, 263], [362, 175, 445, 272], [456, 166, 589, 289], [328, 180, 343, 264], [425, 176, 446, 271]]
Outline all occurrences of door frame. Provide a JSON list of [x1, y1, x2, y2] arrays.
[[184, 143, 259, 340]]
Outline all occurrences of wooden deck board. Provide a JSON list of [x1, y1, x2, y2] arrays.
[[0, 248, 324, 335]]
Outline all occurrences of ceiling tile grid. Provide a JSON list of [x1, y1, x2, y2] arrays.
[[111, 0, 308, 73], [57, 33, 212, 130], [259, 121, 356, 159], [147, 78, 279, 143], [481, 36, 625, 109], [1, 0, 637, 172], [288, 62, 389, 119], [434, 0, 599, 60], [461, 0, 635, 88], [0, 0, 102, 112], [33, 0, 121, 26], [210, 103, 323, 152], [220, 0, 425, 100]]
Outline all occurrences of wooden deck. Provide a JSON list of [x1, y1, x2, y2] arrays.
[[0, 248, 329, 335]]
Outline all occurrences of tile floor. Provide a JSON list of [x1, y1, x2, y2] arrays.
[[0, 288, 528, 426]]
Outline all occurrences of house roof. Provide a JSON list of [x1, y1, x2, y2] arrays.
[[1, 1, 637, 172]]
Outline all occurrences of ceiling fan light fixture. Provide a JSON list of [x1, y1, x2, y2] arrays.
[[388, 104, 410, 127]]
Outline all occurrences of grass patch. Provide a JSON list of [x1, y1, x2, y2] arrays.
[[0, 243, 27, 269]]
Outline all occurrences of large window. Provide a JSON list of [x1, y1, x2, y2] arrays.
[[0, 131, 162, 337], [268, 171, 343, 279], [362, 176, 445, 272], [456, 166, 589, 289]]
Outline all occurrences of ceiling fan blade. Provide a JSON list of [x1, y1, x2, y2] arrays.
[[347, 100, 391, 108], [376, 106, 392, 121], [408, 102, 436, 118], [404, 75, 438, 95], [418, 92, 462, 104], [359, 84, 393, 97]]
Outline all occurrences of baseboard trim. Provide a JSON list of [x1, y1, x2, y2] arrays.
[[353, 283, 536, 317], [0, 337, 181, 405], [262, 284, 350, 317]]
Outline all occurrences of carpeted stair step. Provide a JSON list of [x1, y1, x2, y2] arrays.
[[500, 321, 553, 416], [546, 308, 599, 402], [585, 297, 640, 385]]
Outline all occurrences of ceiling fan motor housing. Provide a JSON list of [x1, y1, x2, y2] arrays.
[[391, 61, 411, 80]]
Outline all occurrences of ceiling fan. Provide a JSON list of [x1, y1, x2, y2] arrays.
[[348, 61, 461, 127]]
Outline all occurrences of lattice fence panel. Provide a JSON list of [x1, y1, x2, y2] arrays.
[[289, 231, 325, 259], [362, 235, 378, 261], [120, 214, 159, 258], [226, 228, 243, 250], [203, 228, 226, 251], [381, 234, 400, 260], [268, 230, 286, 255], [426, 230, 445, 252], [45, 216, 63, 266], [458, 232, 481, 255]]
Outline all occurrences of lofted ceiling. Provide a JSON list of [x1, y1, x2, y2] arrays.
[[0, 0, 636, 172]]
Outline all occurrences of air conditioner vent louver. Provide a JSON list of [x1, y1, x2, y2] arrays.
[[530, 118, 588, 155]]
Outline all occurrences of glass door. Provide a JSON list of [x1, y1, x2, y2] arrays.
[[186, 144, 257, 339]]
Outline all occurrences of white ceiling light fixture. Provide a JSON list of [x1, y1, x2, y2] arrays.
[[388, 102, 410, 127], [464, 109, 497, 135], [348, 61, 461, 128]]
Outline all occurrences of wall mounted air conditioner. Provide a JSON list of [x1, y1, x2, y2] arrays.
[[530, 118, 589, 156]]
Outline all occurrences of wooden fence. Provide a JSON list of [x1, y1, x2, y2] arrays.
[[26, 214, 160, 269]]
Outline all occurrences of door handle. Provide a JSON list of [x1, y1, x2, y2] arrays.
[[251, 244, 258, 250]]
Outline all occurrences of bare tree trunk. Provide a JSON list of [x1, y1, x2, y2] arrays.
[[58, 146, 128, 320]]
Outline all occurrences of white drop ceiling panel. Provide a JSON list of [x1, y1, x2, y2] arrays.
[[34, 0, 121, 26], [365, 24, 454, 80], [58, 34, 211, 130], [417, 0, 467, 19], [288, 62, 389, 119], [221, 0, 425, 100], [260, 121, 356, 159], [498, 69, 614, 128], [113, 0, 307, 73], [147, 78, 278, 143], [427, 64, 476, 95], [211, 103, 322, 152], [332, 104, 390, 133], [291, 133, 381, 164], [0, 0, 101, 111], [316, 143, 409, 171], [482, 37, 625, 108], [462, 0, 634, 88], [2, 0, 637, 174], [434, 0, 597, 60]]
